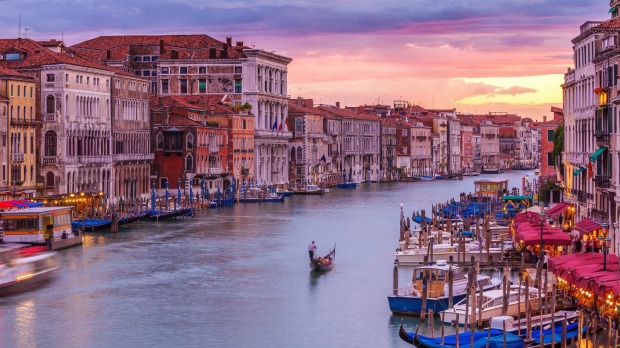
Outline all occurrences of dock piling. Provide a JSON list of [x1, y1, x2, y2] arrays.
[[392, 265, 398, 295]]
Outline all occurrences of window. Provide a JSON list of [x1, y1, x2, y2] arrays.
[[156, 133, 164, 150], [180, 67, 188, 74], [199, 67, 206, 74], [547, 129, 554, 141], [46, 95, 55, 114], [134, 56, 142, 62], [142, 70, 151, 77], [161, 79, 169, 94], [143, 56, 151, 62], [161, 67, 169, 74], [46, 74, 55, 82], [295, 118, 303, 133], [5, 52, 21, 61], [180, 79, 188, 94], [185, 154, 193, 171], [547, 152, 555, 166], [199, 79, 206, 93], [17, 85, 20, 97], [402, 129, 408, 136], [30, 86, 33, 98], [187, 133, 194, 150], [44, 131, 57, 156], [296, 146, 302, 161], [152, 56, 158, 62], [235, 79, 242, 93], [234, 66, 242, 74], [10, 84, 12, 96], [134, 71, 141, 76]]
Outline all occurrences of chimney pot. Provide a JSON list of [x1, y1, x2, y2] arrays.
[[335, 102, 340, 108], [543, 116, 547, 122], [106, 49, 111, 60], [222, 44, 228, 58], [236, 41, 243, 47], [209, 48, 217, 59], [226, 37, 232, 46], [159, 39, 165, 54]]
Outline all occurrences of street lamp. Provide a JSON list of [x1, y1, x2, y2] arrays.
[[599, 223, 611, 270], [537, 204, 545, 290]]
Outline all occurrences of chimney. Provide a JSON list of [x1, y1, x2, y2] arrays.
[[543, 116, 547, 123], [209, 48, 217, 59], [335, 102, 340, 108], [171, 50, 179, 59], [221, 44, 228, 58], [159, 39, 165, 54], [236, 41, 244, 47], [226, 37, 232, 46], [106, 50, 111, 60]]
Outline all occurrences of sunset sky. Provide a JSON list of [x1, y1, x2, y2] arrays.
[[0, 0, 610, 119]]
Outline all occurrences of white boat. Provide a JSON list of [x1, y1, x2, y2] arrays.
[[294, 184, 323, 195], [0, 244, 58, 296], [395, 242, 504, 265], [442, 285, 543, 326], [490, 310, 579, 336]]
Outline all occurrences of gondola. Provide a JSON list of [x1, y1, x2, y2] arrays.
[[118, 210, 152, 225], [70, 218, 112, 231], [311, 245, 335, 271], [143, 208, 190, 221], [399, 321, 525, 348]]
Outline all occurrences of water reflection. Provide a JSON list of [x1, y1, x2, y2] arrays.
[[308, 269, 330, 289]]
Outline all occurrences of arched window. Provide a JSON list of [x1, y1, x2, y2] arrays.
[[187, 133, 194, 150], [46, 95, 55, 114], [156, 133, 163, 150], [296, 146, 302, 161], [45, 172, 55, 187], [29, 106, 33, 121], [295, 118, 303, 133], [45, 130, 57, 156], [290, 147, 296, 162], [185, 154, 193, 172]]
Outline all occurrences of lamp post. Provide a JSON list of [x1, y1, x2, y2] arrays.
[[599, 223, 611, 270], [537, 204, 545, 290]]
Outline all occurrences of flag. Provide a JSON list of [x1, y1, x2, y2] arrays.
[[278, 122, 283, 131], [321, 154, 326, 163], [587, 160, 594, 179], [272, 119, 278, 131], [283, 119, 289, 132]]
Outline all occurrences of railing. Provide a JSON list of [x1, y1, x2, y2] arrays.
[[112, 153, 155, 161], [208, 168, 223, 175], [209, 146, 219, 154], [594, 130, 610, 147], [592, 208, 609, 222], [595, 175, 611, 189], [42, 156, 57, 164], [10, 153, 24, 162], [577, 190, 587, 203], [45, 113, 55, 122], [79, 155, 112, 164]]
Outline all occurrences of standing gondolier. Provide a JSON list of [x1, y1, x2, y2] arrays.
[[308, 241, 317, 261]]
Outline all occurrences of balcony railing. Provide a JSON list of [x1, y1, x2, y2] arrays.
[[207, 168, 223, 175], [209, 146, 219, 154], [10, 153, 24, 162], [45, 113, 55, 122], [594, 130, 610, 147], [592, 208, 609, 222], [79, 155, 112, 164], [43, 156, 57, 164], [577, 190, 587, 203], [594, 175, 611, 189]]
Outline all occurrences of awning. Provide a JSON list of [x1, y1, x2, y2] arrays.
[[590, 147, 606, 162], [573, 168, 585, 176], [610, 5, 617, 13], [575, 219, 603, 234], [546, 202, 571, 218]]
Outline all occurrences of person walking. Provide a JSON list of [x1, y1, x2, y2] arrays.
[[308, 241, 317, 262]]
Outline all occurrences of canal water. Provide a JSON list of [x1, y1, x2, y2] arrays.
[[1, 170, 580, 348]]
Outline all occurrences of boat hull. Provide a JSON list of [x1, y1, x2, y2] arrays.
[[396, 250, 503, 265], [337, 183, 357, 189], [0, 270, 56, 296], [388, 293, 468, 315]]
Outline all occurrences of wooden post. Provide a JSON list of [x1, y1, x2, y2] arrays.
[[517, 280, 522, 334], [550, 283, 556, 348], [421, 271, 428, 321], [561, 314, 567, 348], [471, 266, 477, 330], [502, 265, 510, 316], [393, 265, 398, 295], [464, 268, 472, 332], [455, 314, 460, 348], [430, 237, 434, 264], [525, 276, 532, 341], [448, 266, 454, 309], [429, 309, 434, 337], [591, 312, 597, 348], [607, 315, 612, 348], [503, 320, 507, 348], [440, 311, 445, 345], [476, 260, 483, 327], [111, 210, 118, 233], [614, 324, 619, 348], [486, 327, 491, 348], [577, 310, 582, 345]]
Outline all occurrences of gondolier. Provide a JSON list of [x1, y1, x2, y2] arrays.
[[308, 241, 317, 261]]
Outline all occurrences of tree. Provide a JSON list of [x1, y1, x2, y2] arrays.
[[552, 123, 563, 162]]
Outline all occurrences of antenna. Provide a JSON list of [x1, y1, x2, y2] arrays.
[[18, 13, 21, 38], [24, 27, 31, 38]]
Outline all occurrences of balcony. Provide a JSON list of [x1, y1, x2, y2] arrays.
[[207, 168, 223, 175], [45, 113, 55, 122], [577, 190, 587, 203], [594, 175, 611, 189], [43, 156, 57, 164], [10, 153, 24, 162], [112, 153, 155, 162], [209, 146, 219, 154], [592, 208, 609, 222], [415, 136, 427, 141], [79, 155, 112, 164], [594, 130, 610, 147]]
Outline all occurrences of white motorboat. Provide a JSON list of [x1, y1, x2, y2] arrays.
[[442, 285, 543, 326], [395, 242, 504, 265], [490, 310, 579, 336], [0, 244, 58, 296]]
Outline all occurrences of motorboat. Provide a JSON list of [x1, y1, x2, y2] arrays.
[[0, 244, 58, 296], [294, 184, 323, 195], [442, 285, 543, 326], [395, 242, 504, 265], [387, 261, 501, 315], [489, 310, 579, 336], [275, 187, 294, 197]]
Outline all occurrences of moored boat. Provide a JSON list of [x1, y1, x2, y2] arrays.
[[489, 310, 579, 337], [337, 181, 357, 189], [387, 261, 501, 315], [0, 244, 58, 296], [71, 218, 113, 231], [294, 184, 323, 195], [442, 285, 543, 326], [399, 322, 525, 347], [395, 242, 504, 265], [311, 245, 335, 271], [239, 188, 285, 202], [275, 188, 294, 197]]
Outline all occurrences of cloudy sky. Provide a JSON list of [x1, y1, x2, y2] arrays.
[[0, 0, 610, 119]]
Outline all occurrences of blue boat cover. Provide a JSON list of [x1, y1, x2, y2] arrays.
[[414, 329, 524, 348], [413, 216, 433, 224]]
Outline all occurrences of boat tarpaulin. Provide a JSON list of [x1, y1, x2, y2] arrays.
[[574, 219, 603, 234], [546, 202, 571, 218]]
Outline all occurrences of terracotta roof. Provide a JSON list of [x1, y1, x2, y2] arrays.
[[596, 17, 620, 29], [150, 95, 235, 114], [37, 39, 65, 47], [316, 105, 379, 121], [0, 65, 32, 79], [457, 116, 481, 127], [168, 113, 204, 127], [289, 103, 317, 114], [71, 35, 247, 61], [470, 113, 521, 126], [0, 38, 141, 78]]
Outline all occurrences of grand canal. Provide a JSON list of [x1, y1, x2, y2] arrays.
[[2, 172, 540, 347]]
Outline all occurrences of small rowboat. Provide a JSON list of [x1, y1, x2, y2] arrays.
[[311, 245, 335, 272]]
